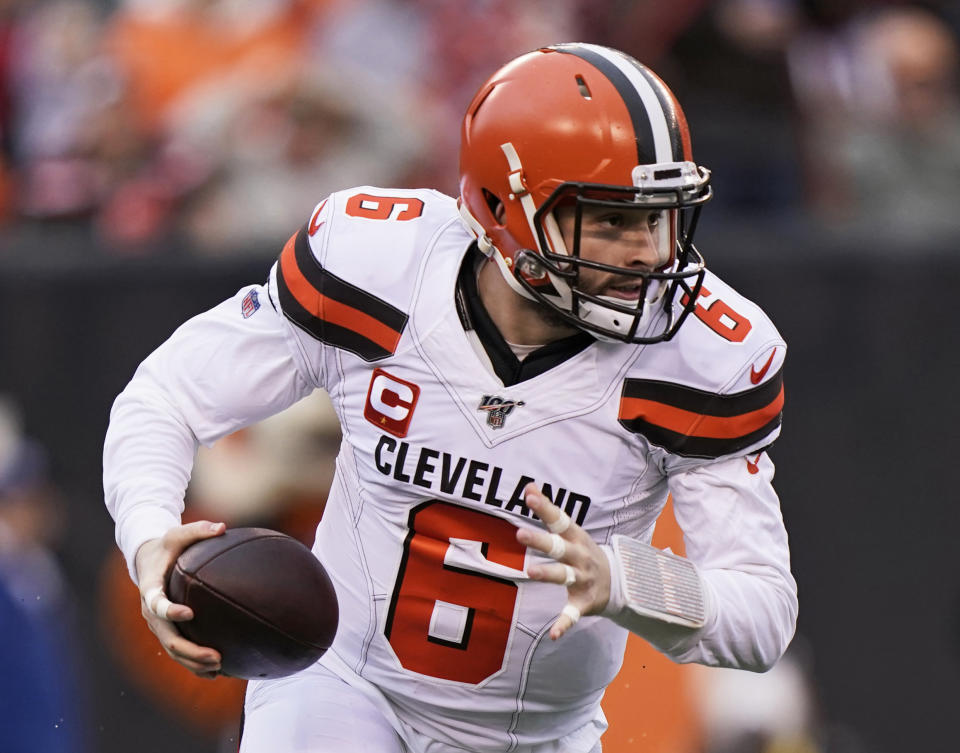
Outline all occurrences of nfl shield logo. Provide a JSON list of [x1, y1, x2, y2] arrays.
[[241, 289, 261, 318], [477, 395, 525, 429]]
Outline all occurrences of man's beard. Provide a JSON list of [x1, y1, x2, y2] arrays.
[[525, 286, 587, 337], [536, 302, 579, 332]]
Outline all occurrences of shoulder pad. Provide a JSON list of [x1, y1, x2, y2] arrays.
[[618, 270, 785, 458], [273, 188, 462, 361]]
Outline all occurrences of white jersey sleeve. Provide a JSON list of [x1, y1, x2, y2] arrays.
[[267, 189, 457, 376], [104, 186, 459, 583], [663, 450, 797, 670], [606, 269, 796, 670], [662, 278, 795, 670], [103, 283, 315, 580]]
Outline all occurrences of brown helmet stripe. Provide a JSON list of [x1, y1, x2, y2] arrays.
[[551, 43, 683, 164]]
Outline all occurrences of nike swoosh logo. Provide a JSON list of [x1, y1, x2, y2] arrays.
[[750, 349, 776, 384], [308, 199, 328, 235]]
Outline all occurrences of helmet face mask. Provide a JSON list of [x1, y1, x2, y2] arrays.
[[525, 165, 711, 343], [458, 43, 714, 344]]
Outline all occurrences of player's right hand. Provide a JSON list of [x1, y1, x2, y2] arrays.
[[134, 520, 226, 678], [517, 484, 611, 641]]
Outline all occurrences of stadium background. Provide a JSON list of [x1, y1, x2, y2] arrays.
[[1, 1, 958, 751]]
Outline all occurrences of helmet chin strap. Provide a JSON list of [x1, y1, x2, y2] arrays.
[[457, 201, 497, 256], [457, 200, 536, 302]]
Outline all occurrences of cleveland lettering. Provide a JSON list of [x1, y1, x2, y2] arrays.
[[374, 435, 591, 525]]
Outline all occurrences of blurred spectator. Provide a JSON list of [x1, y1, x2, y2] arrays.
[[573, 0, 711, 65], [0, 397, 86, 753], [168, 55, 428, 252], [0, 0, 192, 252], [12, 0, 955, 256], [167, 0, 580, 249], [186, 389, 341, 537], [788, 4, 960, 239], [688, 640, 824, 753], [104, 0, 332, 135], [0, 0, 21, 220], [96, 0, 332, 251], [0, 0, 342, 252], [313, 0, 577, 196], [5, 0, 126, 222], [99, 0, 435, 252], [667, 0, 808, 216]]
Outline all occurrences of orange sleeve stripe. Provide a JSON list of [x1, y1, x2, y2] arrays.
[[279, 234, 403, 353], [619, 385, 784, 440]]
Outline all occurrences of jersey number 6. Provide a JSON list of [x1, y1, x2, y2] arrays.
[[345, 193, 425, 221], [683, 285, 752, 343], [384, 501, 526, 684]]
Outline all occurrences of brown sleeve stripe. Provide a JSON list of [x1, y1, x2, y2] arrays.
[[276, 226, 408, 361], [618, 369, 784, 458]]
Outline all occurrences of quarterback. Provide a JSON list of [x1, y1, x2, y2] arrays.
[[104, 44, 797, 752]]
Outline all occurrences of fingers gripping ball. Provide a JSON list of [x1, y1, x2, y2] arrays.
[[166, 528, 338, 679]]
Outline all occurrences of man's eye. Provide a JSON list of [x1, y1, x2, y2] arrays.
[[648, 212, 662, 228], [598, 214, 623, 227]]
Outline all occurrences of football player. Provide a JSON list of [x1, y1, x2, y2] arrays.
[[105, 43, 797, 752]]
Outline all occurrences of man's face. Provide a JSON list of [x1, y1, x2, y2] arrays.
[[554, 204, 672, 300]]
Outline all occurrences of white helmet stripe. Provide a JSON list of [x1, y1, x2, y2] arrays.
[[500, 141, 538, 235], [500, 141, 572, 306], [500, 141, 566, 257]]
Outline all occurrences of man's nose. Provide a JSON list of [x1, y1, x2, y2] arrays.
[[621, 229, 666, 269]]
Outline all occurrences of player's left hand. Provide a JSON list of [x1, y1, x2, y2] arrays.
[[516, 482, 611, 640]]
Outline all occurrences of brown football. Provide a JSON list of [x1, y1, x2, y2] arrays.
[[167, 527, 338, 679]]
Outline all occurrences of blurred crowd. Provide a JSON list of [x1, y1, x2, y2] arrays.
[[0, 0, 578, 255], [0, 0, 956, 258]]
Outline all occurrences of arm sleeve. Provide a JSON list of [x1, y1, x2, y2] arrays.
[[654, 451, 798, 671], [103, 283, 318, 582]]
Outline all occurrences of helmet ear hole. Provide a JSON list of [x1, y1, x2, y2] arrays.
[[483, 189, 506, 226]]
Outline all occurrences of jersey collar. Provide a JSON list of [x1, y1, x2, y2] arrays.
[[455, 244, 595, 386]]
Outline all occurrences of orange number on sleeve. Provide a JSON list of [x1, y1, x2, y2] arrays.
[[683, 286, 752, 343], [384, 501, 526, 684], [345, 193, 424, 221]]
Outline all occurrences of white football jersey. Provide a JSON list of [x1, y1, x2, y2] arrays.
[[104, 186, 796, 753]]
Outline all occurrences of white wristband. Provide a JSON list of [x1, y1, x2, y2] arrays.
[[606, 534, 706, 629]]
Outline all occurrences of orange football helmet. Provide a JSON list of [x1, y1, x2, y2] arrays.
[[459, 43, 712, 343]]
